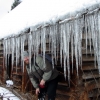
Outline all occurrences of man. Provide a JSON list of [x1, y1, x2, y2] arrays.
[[23, 51, 59, 100]]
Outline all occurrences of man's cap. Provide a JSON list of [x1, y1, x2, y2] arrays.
[[23, 51, 29, 58]]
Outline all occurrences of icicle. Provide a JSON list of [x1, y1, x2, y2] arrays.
[[32, 31, 35, 62], [90, 13, 97, 68], [48, 27, 52, 54], [97, 10, 100, 73], [92, 13, 98, 68], [63, 23, 67, 80], [50, 25, 55, 68], [45, 27, 50, 55], [5, 39, 8, 68], [36, 29, 41, 56], [15, 37, 17, 71], [70, 20, 74, 73], [3, 40, 5, 58], [50, 25, 57, 67], [21, 34, 26, 72], [79, 17, 83, 68], [11, 37, 15, 72], [85, 15, 88, 56], [32, 31, 37, 66], [77, 18, 83, 68], [18, 37, 21, 65], [59, 24, 63, 67], [34, 31, 38, 56], [28, 32, 32, 72], [64, 54, 67, 80], [31, 31, 34, 54], [53, 25, 57, 64], [3, 39, 6, 68], [76, 17, 82, 75], [21, 36, 23, 67], [73, 19, 79, 76], [50, 26, 54, 68], [87, 15, 92, 54], [66, 22, 71, 84], [93, 11, 100, 72], [7, 38, 11, 68], [42, 27, 46, 68], [15, 37, 17, 72], [15, 37, 21, 72], [56, 23, 60, 63]]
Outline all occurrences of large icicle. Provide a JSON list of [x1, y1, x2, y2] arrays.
[[15, 37, 21, 72], [73, 19, 79, 76], [54, 25, 58, 65], [3, 39, 7, 68], [42, 27, 46, 68], [50, 25, 56, 68], [49, 25, 55, 68], [59, 24, 63, 68], [7, 38, 11, 68], [97, 10, 100, 73], [21, 34, 26, 72], [56, 23, 60, 63], [11, 37, 16, 73], [77, 17, 83, 68], [28, 32, 33, 72], [62, 23, 67, 80], [70, 21, 74, 73], [31, 31, 36, 65], [5, 39, 8, 68]]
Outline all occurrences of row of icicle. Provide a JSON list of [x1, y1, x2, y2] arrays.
[[2, 8, 100, 84]]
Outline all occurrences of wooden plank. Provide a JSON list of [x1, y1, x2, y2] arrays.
[[12, 77, 21, 82], [22, 65, 26, 92], [13, 85, 21, 89], [0, 65, 3, 67], [82, 49, 94, 54], [13, 66, 21, 70], [82, 56, 94, 62], [82, 65, 98, 71], [84, 80, 100, 90], [0, 57, 3, 59], [58, 82, 68, 87], [12, 72, 23, 75], [82, 74, 100, 80], [89, 90, 100, 98]]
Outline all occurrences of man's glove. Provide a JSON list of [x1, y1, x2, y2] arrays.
[[39, 84, 45, 88]]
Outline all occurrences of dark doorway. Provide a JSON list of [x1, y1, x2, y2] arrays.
[[7, 54, 12, 79]]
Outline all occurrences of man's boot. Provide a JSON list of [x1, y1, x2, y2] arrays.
[[48, 97, 55, 100], [38, 98, 45, 100], [38, 92, 46, 100]]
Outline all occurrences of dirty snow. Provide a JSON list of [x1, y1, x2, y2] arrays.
[[0, 87, 20, 100]]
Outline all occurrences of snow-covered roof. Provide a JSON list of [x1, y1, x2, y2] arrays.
[[0, 0, 100, 39]]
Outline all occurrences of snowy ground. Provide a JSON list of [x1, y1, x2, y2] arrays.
[[0, 86, 20, 100]]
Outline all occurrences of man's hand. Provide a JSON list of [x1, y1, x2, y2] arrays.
[[36, 88, 40, 95], [40, 79, 45, 86]]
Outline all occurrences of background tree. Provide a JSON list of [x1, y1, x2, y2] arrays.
[[11, 0, 22, 10]]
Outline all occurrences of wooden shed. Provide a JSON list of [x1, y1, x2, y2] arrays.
[[0, 0, 100, 100]]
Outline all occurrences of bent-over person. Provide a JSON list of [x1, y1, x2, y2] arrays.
[[23, 51, 59, 100]]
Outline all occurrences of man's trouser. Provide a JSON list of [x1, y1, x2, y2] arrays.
[[38, 76, 58, 100]]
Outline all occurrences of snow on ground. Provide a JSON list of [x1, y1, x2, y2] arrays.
[[0, 87, 20, 100], [0, 80, 20, 100]]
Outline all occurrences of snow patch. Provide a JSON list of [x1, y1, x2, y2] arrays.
[[0, 87, 20, 100]]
